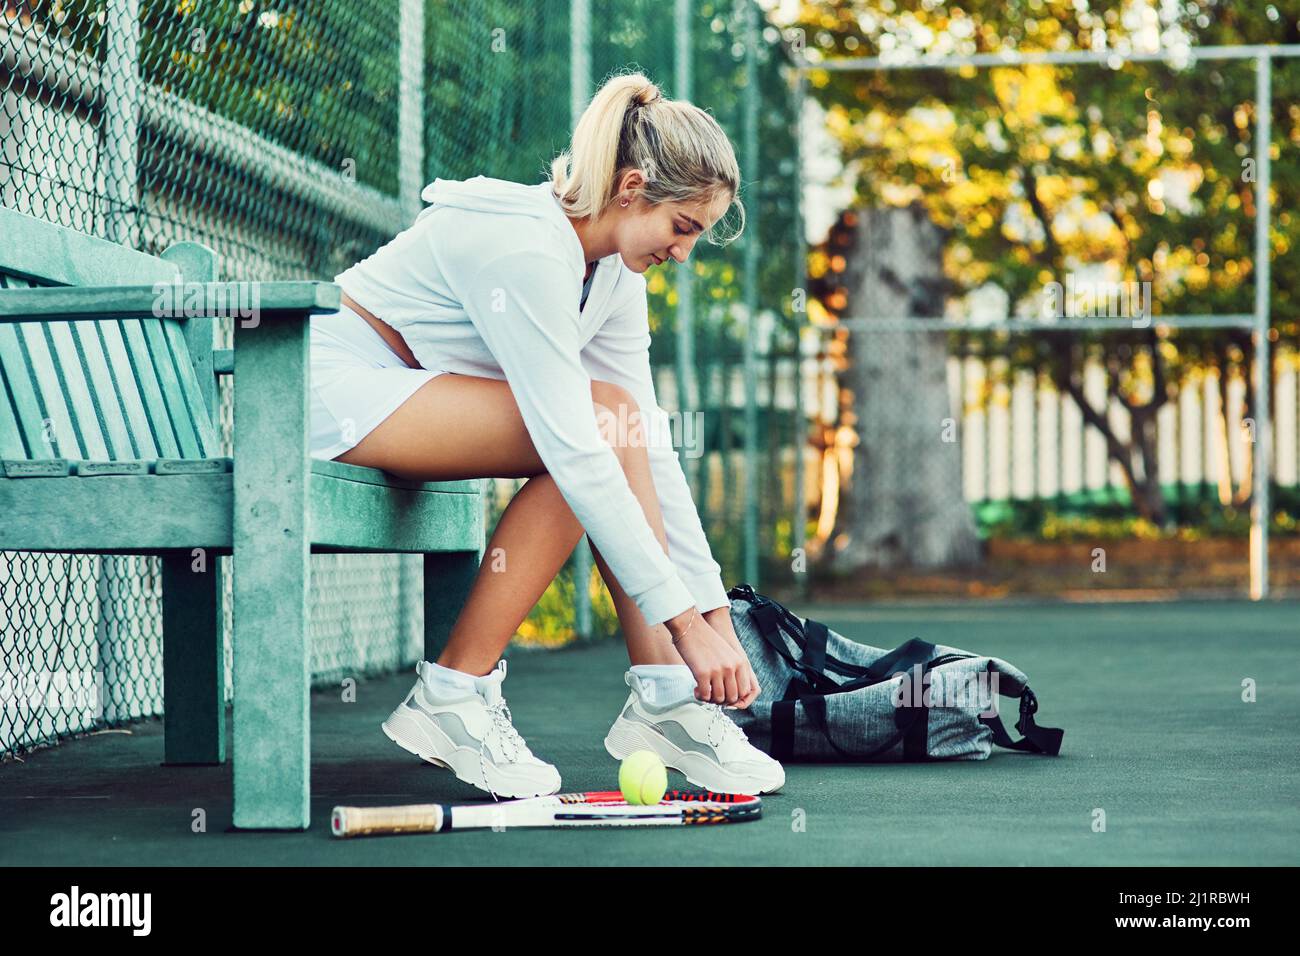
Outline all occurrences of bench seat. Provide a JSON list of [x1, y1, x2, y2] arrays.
[[1, 458, 482, 553]]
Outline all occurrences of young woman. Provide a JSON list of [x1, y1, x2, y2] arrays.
[[308, 72, 784, 800]]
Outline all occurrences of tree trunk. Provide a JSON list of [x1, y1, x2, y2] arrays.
[[828, 204, 981, 572], [1051, 335, 1171, 527], [1130, 405, 1168, 525]]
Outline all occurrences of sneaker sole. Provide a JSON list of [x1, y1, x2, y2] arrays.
[[382, 708, 560, 799], [604, 716, 783, 796]]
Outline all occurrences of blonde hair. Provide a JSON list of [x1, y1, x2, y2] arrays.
[[548, 71, 745, 245]]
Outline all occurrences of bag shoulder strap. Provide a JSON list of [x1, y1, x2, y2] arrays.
[[804, 618, 828, 678], [738, 587, 892, 688], [824, 637, 941, 694], [749, 604, 841, 694]]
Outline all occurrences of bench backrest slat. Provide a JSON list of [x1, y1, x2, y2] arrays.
[[71, 320, 135, 459], [0, 208, 220, 463], [142, 316, 200, 458], [15, 313, 85, 458], [162, 319, 221, 455], [0, 338, 26, 458], [48, 320, 110, 459], [0, 321, 50, 454], [97, 319, 162, 458], [117, 317, 182, 458]]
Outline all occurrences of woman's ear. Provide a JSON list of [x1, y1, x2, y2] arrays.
[[617, 167, 650, 197]]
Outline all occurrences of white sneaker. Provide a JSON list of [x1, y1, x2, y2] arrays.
[[603, 671, 785, 795], [381, 659, 562, 800]]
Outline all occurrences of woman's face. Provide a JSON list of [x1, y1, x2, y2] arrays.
[[617, 187, 732, 274]]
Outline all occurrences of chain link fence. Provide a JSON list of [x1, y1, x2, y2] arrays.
[[0, 0, 803, 758]]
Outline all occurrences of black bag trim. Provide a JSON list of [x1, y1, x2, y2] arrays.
[[901, 698, 930, 760], [749, 603, 841, 695]]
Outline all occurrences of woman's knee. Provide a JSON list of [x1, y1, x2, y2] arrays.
[[590, 380, 648, 458]]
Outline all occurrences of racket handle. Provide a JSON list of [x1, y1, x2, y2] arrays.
[[331, 803, 445, 838]]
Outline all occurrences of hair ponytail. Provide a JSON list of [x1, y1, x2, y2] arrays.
[[548, 70, 745, 245]]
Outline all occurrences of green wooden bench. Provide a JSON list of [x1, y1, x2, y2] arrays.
[[0, 207, 485, 830]]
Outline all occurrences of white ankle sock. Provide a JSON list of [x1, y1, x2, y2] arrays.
[[629, 664, 696, 706], [423, 660, 483, 696]]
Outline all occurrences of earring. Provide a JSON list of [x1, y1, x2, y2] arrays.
[[620, 197, 629, 207]]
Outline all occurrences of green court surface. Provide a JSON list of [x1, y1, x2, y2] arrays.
[[3, 599, 1297, 866]]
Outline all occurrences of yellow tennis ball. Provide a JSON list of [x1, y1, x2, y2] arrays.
[[619, 749, 667, 805]]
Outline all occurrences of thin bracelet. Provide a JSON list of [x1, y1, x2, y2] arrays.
[[670, 608, 698, 646]]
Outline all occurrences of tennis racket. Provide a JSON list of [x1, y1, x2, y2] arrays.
[[331, 788, 760, 837]]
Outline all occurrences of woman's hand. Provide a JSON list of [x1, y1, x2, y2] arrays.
[[702, 606, 762, 708], [667, 608, 761, 709]]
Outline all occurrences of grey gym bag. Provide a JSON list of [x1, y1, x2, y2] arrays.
[[726, 583, 1064, 762]]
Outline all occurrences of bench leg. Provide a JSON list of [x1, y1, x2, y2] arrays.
[[231, 533, 311, 829], [162, 553, 225, 764], [423, 549, 481, 663], [231, 315, 313, 830]]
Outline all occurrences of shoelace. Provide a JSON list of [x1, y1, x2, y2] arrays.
[[703, 701, 751, 750], [478, 697, 529, 801]]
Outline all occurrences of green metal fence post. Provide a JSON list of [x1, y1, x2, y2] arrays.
[[101, 0, 139, 246], [399, 0, 427, 656], [571, 0, 594, 638], [792, 54, 808, 600], [399, 0, 425, 225], [742, 0, 759, 588], [1251, 53, 1273, 600], [95, 0, 142, 730], [675, 0, 699, 495]]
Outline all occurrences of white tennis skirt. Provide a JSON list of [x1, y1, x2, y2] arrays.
[[309, 303, 450, 461]]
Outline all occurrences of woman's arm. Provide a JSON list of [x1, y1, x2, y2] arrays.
[[450, 249, 696, 627], [702, 605, 739, 641], [580, 274, 759, 701], [579, 273, 730, 614]]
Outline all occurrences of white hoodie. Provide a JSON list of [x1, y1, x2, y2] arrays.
[[333, 175, 728, 625]]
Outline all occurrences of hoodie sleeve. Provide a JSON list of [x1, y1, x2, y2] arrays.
[[455, 250, 696, 626], [580, 276, 730, 613]]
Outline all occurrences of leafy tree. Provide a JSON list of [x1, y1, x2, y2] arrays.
[[791, 0, 1300, 523]]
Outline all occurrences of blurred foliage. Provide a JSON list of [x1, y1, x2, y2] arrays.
[[977, 483, 1300, 539], [795, 0, 1299, 345], [790, 0, 1300, 523], [513, 558, 623, 648], [424, 0, 572, 189]]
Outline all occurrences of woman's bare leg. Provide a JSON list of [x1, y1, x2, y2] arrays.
[[445, 428, 688, 674], [588, 542, 687, 667], [333, 373, 546, 481], [436, 471, 587, 674], [577, 407, 687, 666], [331, 373, 678, 675]]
